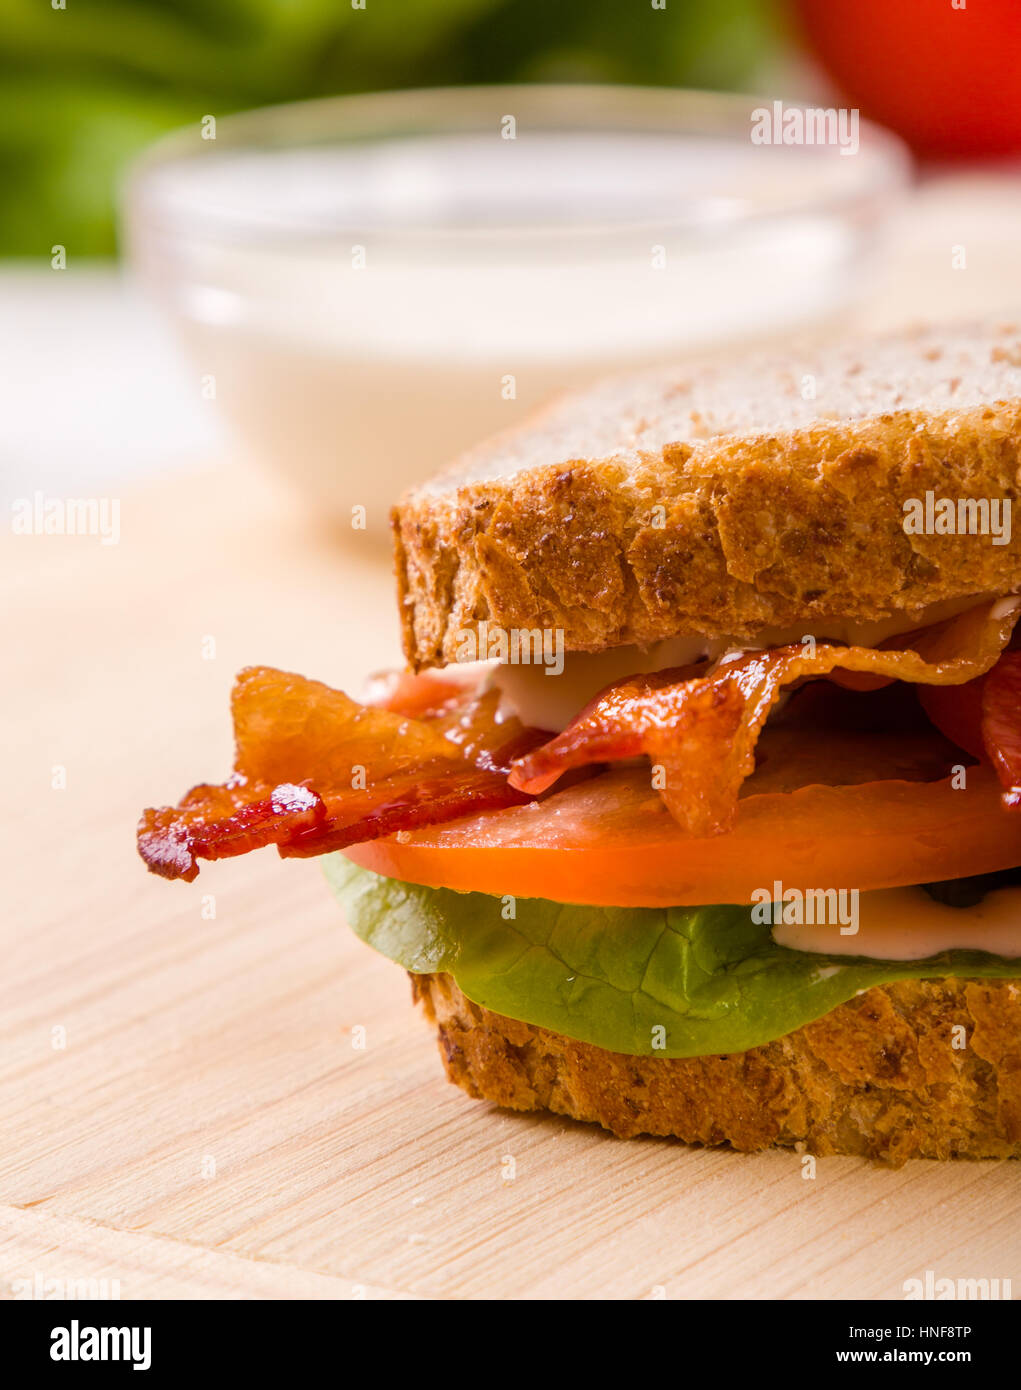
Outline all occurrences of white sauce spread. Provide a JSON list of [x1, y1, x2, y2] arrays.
[[488, 593, 992, 732], [773, 886, 1021, 961]]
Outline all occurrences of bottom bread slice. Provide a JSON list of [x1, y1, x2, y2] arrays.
[[410, 972, 1021, 1163]]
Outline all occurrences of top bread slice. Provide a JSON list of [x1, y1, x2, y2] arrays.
[[392, 322, 1021, 668]]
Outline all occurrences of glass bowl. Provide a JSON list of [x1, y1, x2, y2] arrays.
[[124, 84, 910, 542]]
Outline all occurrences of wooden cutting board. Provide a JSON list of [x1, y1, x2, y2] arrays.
[[2, 459, 1018, 1302]]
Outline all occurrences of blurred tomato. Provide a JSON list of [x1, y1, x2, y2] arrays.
[[793, 0, 1021, 157]]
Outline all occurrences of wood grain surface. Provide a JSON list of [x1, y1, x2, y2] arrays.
[[2, 456, 1019, 1301]]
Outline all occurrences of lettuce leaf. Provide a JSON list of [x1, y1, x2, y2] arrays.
[[324, 858, 1021, 1058]]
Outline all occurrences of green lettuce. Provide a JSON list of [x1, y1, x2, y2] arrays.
[[324, 858, 1021, 1058]]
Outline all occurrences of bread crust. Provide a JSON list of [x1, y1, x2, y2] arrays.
[[393, 325, 1021, 668], [411, 972, 1021, 1163]]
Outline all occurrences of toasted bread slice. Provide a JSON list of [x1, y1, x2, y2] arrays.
[[414, 972, 1021, 1163], [393, 323, 1021, 669]]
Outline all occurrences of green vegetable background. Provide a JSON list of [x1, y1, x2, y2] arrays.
[[327, 858, 1021, 1058], [0, 0, 782, 256]]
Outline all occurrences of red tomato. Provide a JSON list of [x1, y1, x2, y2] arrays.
[[343, 765, 1021, 907], [982, 652, 1021, 807], [918, 653, 1021, 807], [918, 677, 986, 759], [793, 0, 1021, 156]]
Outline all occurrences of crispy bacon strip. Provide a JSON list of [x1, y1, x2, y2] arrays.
[[982, 651, 1021, 810], [509, 598, 1021, 836], [138, 666, 543, 881]]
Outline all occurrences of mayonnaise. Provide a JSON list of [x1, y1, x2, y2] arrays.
[[490, 593, 993, 731], [773, 885, 1021, 961]]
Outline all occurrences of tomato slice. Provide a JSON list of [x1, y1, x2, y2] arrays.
[[983, 652, 1021, 809], [918, 679, 987, 760], [343, 763, 1021, 907], [918, 653, 1021, 810]]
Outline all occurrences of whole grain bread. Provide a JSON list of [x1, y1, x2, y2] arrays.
[[393, 323, 1021, 669], [412, 971, 1021, 1163]]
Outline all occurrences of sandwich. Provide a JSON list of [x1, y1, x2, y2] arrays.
[[138, 322, 1021, 1164]]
